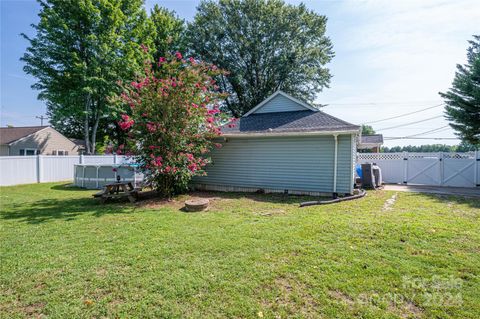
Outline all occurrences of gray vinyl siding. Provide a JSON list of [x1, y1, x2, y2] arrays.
[[336, 135, 353, 193], [193, 134, 353, 194], [254, 94, 307, 114]]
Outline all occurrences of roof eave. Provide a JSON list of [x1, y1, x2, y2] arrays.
[[222, 129, 360, 138]]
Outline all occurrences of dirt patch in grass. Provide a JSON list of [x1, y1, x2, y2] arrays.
[[328, 290, 355, 308], [383, 193, 398, 211], [135, 191, 225, 211], [388, 300, 423, 318], [95, 268, 108, 277], [22, 302, 46, 317], [261, 276, 319, 318], [253, 209, 286, 216]]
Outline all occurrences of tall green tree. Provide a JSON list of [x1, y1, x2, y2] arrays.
[[22, 0, 154, 154], [361, 125, 376, 135], [439, 35, 480, 146], [149, 5, 185, 63], [187, 0, 334, 117]]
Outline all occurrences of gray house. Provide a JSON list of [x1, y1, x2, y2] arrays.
[[193, 91, 361, 196], [0, 126, 82, 156]]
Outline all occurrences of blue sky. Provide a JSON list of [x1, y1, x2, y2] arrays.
[[1, 0, 479, 147]]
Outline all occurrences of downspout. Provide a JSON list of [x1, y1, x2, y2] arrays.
[[333, 134, 338, 197]]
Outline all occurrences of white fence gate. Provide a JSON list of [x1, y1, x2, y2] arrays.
[[0, 155, 128, 186], [357, 152, 480, 188]]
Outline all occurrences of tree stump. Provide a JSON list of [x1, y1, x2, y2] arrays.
[[185, 198, 209, 212]]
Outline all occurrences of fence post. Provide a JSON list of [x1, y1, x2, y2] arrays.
[[475, 150, 479, 187], [80, 154, 84, 164], [403, 151, 408, 184], [439, 152, 444, 185], [37, 155, 43, 183], [113, 154, 118, 164]]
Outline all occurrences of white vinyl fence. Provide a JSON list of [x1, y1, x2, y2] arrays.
[[0, 155, 129, 186], [357, 151, 480, 188], [2, 152, 479, 188]]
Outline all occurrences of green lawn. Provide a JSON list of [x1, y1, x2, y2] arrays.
[[0, 183, 479, 318]]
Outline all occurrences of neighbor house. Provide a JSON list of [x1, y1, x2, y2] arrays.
[[358, 134, 384, 152], [0, 126, 82, 156], [193, 91, 361, 196]]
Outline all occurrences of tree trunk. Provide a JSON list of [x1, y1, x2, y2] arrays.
[[91, 117, 100, 155], [84, 95, 91, 154], [90, 103, 100, 155]]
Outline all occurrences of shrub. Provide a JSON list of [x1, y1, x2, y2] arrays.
[[116, 52, 229, 197]]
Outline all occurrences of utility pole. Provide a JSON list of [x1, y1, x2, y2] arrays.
[[36, 115, 49, 126]]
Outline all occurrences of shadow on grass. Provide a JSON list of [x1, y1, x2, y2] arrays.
[[2, 184, 328, 224], [413, 192, 480, 209], [1, 196, 134, 224], [50, 183, 94, 192]]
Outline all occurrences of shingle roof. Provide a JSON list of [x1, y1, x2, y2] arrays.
[[0, 126, 48, 145], [69, 138, 86, 148], [221, 110, 360, 135], [360, 134, 384, 144]]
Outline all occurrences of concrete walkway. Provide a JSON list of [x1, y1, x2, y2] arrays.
[[383, 184, 480, 198]]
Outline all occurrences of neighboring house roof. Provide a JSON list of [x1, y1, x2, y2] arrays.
[[243, 90, 318, 117], [222, 110, 360, 136], [358, 134, 384, 149], [0, 126, 48, 145], [70, 139, 86, 149], [360, 134, 384, 144]]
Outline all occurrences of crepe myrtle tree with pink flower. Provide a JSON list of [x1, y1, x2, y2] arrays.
[[115, 51, 231, 196]]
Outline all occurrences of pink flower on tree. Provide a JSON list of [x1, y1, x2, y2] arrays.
[[140, 44, 148, 53], [146, 122, 156, 132], [119, 114, 134, 130]]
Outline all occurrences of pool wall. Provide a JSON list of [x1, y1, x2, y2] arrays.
[[74, 164, 143, 189]]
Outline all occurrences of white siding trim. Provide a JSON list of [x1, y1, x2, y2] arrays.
[[243, 90, 318, 117], [223, 130, 360, 138]]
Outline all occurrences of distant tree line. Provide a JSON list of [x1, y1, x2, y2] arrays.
[[381, 142, 478, 153]]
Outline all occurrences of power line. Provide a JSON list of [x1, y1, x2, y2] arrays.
[[362, 104, 444, 125], [376, 115, 444, 131], [384, 126, 453, 140], [324, 100, 443, 106], [405, 125, 450, 138], [384, 137, 459, 140]]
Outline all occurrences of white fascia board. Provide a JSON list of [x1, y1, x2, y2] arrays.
[[222, 130, 360, 138]]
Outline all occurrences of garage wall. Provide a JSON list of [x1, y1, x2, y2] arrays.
[[193, 134, 353, 194]]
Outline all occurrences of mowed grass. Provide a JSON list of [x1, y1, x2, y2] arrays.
[[0, 183, 479, 319]]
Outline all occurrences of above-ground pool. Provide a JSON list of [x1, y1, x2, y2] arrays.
[[74, 164, 143, 189]]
